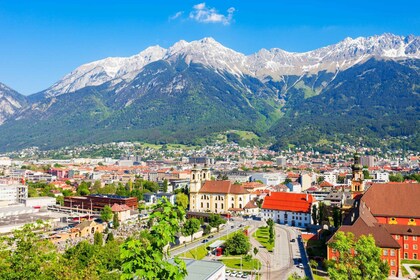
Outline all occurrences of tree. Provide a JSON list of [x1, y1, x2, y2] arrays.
[[91, 180, 102, 193], [162, 179, 169, 192], [107, 232, 114, 242], [208, 214, 226, 231], [389, 173, 404, 182], [113, 212, 120, 229], [94, 231, 103, 246], [224, 231, 251, 255], [253, 247, 259, 256], [318, 202, 326, 225], [175, 192, 189, 209], [327, 231, 389, 280], [309, 259, 318, 275], [101, 205, 113, 222], [266, 218, 275, 243], [332, 207, 342, 228], [0, 222, 59, 279], [312, 204, 318, 225], [120, 197, 187, 280], [288, 272, 309, 280], [182, 218, 201, 242], [56, 195, 64, 206]]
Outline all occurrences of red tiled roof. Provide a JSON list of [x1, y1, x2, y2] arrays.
[[199, 181, 248, 194], [320, 181, 333, 187], [111, 203, 131, 212], [244, 200, 258, 209], [262, 192, 315, 213], [362, 183, 420, 218]]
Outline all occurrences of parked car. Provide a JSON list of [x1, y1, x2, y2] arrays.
[[208, 235, 214, 238], [298, 263, 304, 269], [230, 271, 237, 277], [242, 272, 248, 278], [290, 238, 296, 242]]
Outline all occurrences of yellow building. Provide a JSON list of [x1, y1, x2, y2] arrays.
[[189, 166, 251, 214]]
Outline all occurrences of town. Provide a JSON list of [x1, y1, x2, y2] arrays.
[[0, 142, 419, 279]]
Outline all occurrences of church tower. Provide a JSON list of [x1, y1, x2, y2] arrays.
[[190, 164, 202, 193], [351, 154, 365, 196]]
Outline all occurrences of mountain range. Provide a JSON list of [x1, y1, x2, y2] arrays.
[[0, 33, 419, 152]]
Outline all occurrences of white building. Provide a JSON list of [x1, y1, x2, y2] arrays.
[[323, 172, 337, 185], [250, 172, 286, 186], [371, 171, 390, 183], [261, 192, 317, 228], [23, 197, 56, 208], [0, 184, 28, 203]]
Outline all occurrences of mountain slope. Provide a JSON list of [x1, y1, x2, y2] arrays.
[[0, 83, 27, 125], [0, 34, 419, 152], [268, 58, 420, 150]]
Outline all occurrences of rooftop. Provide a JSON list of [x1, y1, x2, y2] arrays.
[[262, 192, 315, 213]]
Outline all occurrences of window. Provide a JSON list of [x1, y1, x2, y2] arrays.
[[239, 197, 242, 201], [404, 244, 408, 249], [414, 244, 418, 250], [391, 270, 396, 276], [391, 249, 395, 256], [221, 203, 224, 209], [383, 250, 388, 256], [414, 236, 417, 241], [231, 197, 234, 201], [231, 203, 234, 208], [404, 252, 408, 259], [395, 235, 400, 240], [201, 202, 203, 208], [414, 254, 418, 260], [207, 203, 209, 208], [215, 203, 217, 209], [390, 260, 395, 266], [404, 235, 408, 240]]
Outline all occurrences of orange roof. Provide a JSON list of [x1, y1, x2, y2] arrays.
[[242, 182, 264, 189], [111, 203, 131, 212], [320, 181, 333, 187], [262, 192, 315, 213], [199, 181, 248, 195]]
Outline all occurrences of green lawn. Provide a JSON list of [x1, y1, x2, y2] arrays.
[[179, 242, 210, 260], [221, 257, 261, 270], [313, 274, 326, 280], [402, 259, 420, 265], [252, 227, 274, 252]]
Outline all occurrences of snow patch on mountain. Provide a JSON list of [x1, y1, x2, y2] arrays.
[[42, 33, 420, 97]]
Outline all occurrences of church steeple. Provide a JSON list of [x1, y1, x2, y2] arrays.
[[351, 153, 365, 194]]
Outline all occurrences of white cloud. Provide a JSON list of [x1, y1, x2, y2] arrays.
[[189, 3, 235, 25], [169, 11, 184, 20]]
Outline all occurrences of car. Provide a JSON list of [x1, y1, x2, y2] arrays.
[[242, 272, 248, 278], [239, 224, 244, 227], [202, 239, 209, 243], [237, 272, 243, 277], [231, 225, 235, 229], [230, 271, 237, 277], [298, 263, 304, 269], [290, 238, 296, 242], [208, 235, 214, 238], [226, 270, 231, 275]]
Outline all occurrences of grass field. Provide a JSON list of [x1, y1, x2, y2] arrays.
[[252, 227, 274, 252], [221, 257, 261, 270], [179, 243, 209, 260]]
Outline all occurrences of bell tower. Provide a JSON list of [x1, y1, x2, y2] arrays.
[[189, 164, 202, 193], [351, 154, 365, 196]]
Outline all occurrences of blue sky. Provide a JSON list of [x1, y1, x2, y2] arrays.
[[0, 0, 419, 95]]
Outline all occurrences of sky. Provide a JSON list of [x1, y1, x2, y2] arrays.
[[0, 0, 419, 95]]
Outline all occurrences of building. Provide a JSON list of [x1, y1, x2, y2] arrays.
[[250, 172, 286, 186], [189, 166, 251, 214], [371, 171, 389, 183], [64, 194, 138, 210], [111, 203, 131, 222], [327, 183, 420, 277], [182, 259, 225, 280], [323, 172, 337, 185], [261, 192, 317, 228], [188, 157, 215, 165], [0, 183, 28, 203], [276, 157, 287, 167], [350, 154, 365, 197], [23, 197, 56, 208], [360, 155, 376, 167]]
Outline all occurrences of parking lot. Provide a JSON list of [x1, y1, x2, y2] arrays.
[[225, 270, 252, 279]]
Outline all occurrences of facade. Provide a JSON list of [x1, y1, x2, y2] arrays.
[[111, 203, 131, 222], [250, 172, 286, 186], [327, 183, 420, 277], [64, 194, 138, 210], [261, 192, 317, 228], [360, 155, 376, 167], [23, 197, 56, 208], [0, 184, 28, 203], [189, 166, 251, 214], [323, 172, 337, 185]]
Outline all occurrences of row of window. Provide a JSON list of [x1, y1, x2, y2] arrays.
[[199, 202, 243, 209], [403, 244, 418, 250], [404, 252, 418, 259], [396, 235, 418, 241], [200, 195, 243, 201]]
